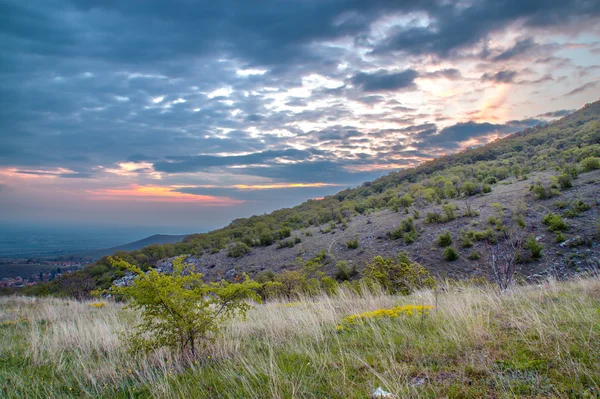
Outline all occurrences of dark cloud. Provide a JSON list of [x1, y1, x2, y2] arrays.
[[371, 0, 600, 59], [422, 69, 462, 80], [415, 118, 541, 149], [481, 70, 518, 83], [536, 109, 574, 118], [560, 82, 598, 97], [154, 149, 324, 173], [351, 69, 419, 92], [492, 38, 537, 61]]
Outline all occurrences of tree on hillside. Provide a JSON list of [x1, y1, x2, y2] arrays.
[[107, 256, 260, 356]]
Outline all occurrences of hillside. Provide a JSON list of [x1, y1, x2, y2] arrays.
[[73, 234, 189, 260], [11, 100, 600, 296]]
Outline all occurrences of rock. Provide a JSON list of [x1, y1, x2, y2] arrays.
[[371, 387, 394, 398]]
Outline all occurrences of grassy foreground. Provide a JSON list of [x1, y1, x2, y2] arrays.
[[1, 278, 599, 398]]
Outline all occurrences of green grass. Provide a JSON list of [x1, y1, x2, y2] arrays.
[[1, 278, 600, 398]]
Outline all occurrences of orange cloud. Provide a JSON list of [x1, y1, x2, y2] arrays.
[[88, 185, 244, 205]]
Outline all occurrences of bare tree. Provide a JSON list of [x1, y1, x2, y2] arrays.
[[480, 228, 525, 292]]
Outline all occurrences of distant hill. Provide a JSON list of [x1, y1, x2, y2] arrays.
[[74, 234, 189, 259]]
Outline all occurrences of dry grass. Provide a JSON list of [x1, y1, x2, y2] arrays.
[[1, 278, 599, 398]]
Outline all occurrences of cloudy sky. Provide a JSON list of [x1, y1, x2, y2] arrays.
[[1, 0, 599, 231]]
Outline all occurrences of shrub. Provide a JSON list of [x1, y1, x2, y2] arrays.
[[277, 240, 295, 249], [363, 253, 435, 295], [227, 242, 252, 258], [335, 261, 358, 281], [482, 184, 492, 193], [581, 156, 600, 172], [275, 227, 292, 240], [441, 203, 457, 221], [108, 257, 260, 355], [557, 173, 572, 190], [259, 231, 274, 246], [413, 209, 420, 219], [346, 237, 359, 249], [461, 181, 480, 196], [467, 250, 480, 260], [523, 236, 543, 259], [531, 181, 559, 200], [443, 247, 459, 261], [542, 212, 568, 232], [294, 236, 302, 244], [437, 231, 453, 247], [424, 212, 442, 223]]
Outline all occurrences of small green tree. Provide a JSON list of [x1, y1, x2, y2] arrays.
[[108, 257, 260, 356]]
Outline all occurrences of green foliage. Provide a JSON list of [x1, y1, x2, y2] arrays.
[[437, 231, 453, 247], [412, 209, 420, 219], [390, 217, 418, 244], [467, 250, 481, 260], [259, 231, 274, 246], [424, 211, 442, 224], [542, 212, 569, 232], [581, 156, 600, 172], [461, 181, 480, 196], [363, 253, 435, 295], [227, 242, 252, 258], [345, 237, 359, 249], [441, 203, 457, 221], [335, 261, 358, 281], [557, 173, 572, 190], [277, 240, 295, 249], [108, 257, 260, 355], [482, 184, 492, 193], [531, 180, 559, 200], [443, 247, 459, 261], [523, 236, 543, 259]]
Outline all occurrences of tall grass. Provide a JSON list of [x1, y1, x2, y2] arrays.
[[1, 278, 599, 398]]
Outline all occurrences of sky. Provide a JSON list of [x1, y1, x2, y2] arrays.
[[1, 0, 599, 232]]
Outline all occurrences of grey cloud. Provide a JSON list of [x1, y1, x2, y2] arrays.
[[536, 109, 574, 118], [416, 118, 540, 149], [481, 70, 518, 83], [561, 82, 598, 97], [351, 69, 419, 92]]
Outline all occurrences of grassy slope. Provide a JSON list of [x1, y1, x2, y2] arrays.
[[2, 278, 599, 398]]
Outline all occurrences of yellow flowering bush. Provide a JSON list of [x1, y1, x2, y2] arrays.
[[337, 305, 433, 330], [89, 302, 107, 308]]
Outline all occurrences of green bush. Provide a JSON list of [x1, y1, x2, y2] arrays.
[[346, 237, 359, 249], [277, 240, 295, 249], [227, 242, 252, 258], [363, 253, 435, 295], [108, 257, 260, 355], [467, 250, 480, 260], [442, 203, 457, 221], [542, 212, 568, 232], [424, 212, 442, 223], [443, 247, 459, 261], [581, 156, 600, 172], [335, 261, 358, 281], [437, 231, 453, 247], [557, 173, 572, 190], [523, 236, 543, 259]]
